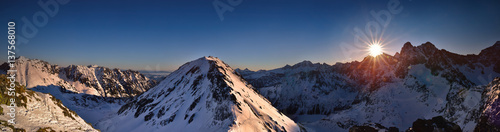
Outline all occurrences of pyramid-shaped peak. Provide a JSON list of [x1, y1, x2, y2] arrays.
[[191, 56, 222, 63], [204, 56, 220, 60], [403, 42, 413, 48], [100, 56, 301, 132], [400, 42, 416, 55], [175, 56, 232, 76], [186, 56, 225, 66]]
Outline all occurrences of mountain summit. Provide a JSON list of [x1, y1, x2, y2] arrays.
[[97, 56, 302, 132]]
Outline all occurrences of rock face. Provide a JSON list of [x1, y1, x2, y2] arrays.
[[406, 116, 462, 132], [1, 56, 157, 98], [474, 77, 500, 132], [97, 56, 302, 132], [0, 75, 98, 132], [238, 41, 500, 131]]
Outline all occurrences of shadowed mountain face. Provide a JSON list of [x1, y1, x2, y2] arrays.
[[97, 56, 302, 132], [237, 41, 500, 131]]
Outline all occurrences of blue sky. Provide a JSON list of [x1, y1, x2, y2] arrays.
[[1, 0, 499, 71]]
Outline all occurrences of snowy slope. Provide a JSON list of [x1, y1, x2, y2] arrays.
[[237, 61, 361, 115], [0, 75, 97, 132], [97, 56, 302, 132], [312, 65, 487, 131], [0, 56, 158, 128], [238, 41, 500, 131], [30, 84, 127, 127]]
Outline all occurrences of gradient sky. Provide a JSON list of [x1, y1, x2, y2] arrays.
[[1, 0, 499, 71]]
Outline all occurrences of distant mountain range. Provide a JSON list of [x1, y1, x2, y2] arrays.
[[0, 41, 499, 132], [237, 41, 500, 131], [0, 57, 157, 98]]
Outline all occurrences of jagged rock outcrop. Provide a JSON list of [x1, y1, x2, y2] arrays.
[[1, 56, 157, 98]]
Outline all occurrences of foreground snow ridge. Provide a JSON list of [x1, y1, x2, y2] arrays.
[[97, 56, 302, 132], [0, 75, 97, 132]]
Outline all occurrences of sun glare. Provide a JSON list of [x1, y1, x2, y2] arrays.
[[369, 43, 383, 57]]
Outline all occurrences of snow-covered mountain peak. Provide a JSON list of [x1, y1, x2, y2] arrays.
[[184, 56, 222, 65], [97, 56, 301, 132], [204, 55, 221, 61], [177, 56, 224, 71]]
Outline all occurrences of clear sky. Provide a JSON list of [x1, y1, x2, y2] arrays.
[[1, 0, 499, 71]]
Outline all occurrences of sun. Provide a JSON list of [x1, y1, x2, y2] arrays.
[[368, 43, 383, 57]]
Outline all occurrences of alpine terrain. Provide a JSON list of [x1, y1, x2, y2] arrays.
[[0, 57, 158, 126], [237, 41, 500, 131], [0, 74, 98, 131], [1, 41, 498, 132], [96, 56, 303, 132], [1, 56, 157, 98]]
